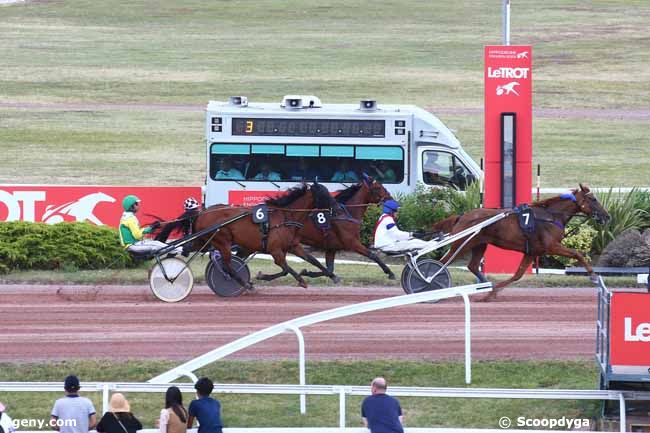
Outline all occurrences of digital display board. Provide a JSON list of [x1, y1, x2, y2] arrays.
[[232, 118, 385, 138]]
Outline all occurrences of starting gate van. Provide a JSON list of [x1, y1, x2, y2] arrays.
[[204, 95, 482, 206]]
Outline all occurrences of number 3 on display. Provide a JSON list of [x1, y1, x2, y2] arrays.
[[246, 120, 254, 134]]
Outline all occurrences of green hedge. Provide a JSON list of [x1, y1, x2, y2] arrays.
[[0, 222, 134, 274]]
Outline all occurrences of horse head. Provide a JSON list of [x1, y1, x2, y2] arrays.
[[574, 183, 610, 225], [361, 173, 392, 204]]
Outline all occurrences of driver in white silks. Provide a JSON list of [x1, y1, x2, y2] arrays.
[[373, 199, 429, 254]]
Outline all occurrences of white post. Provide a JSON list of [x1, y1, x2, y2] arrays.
[[463, 294, 472, 384], [503, 0, 511, 45], [338, 388, 347, 428], [619, 393, 626, 433], [287, 325, 306, 414], [102, 383, 110, 415]]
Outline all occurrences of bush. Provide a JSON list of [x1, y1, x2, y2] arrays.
[[0, 221, 134, 274], [590, 188, 648, 255], [634, 190, 650, 229], [553, 222, 597, 266]]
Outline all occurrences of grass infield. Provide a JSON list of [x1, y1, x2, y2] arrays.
[[0, 359, 600, 429]]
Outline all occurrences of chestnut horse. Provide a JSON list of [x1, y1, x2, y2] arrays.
[[433, 184, 609, 300], [191, 183, 338, 290], [296, 175, 395, 280]]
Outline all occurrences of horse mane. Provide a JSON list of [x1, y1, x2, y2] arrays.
[[265, 184, 309, 206], [311, 182, 336, 209], [533, 189, 578, 208], [334, 183, 362, 203]]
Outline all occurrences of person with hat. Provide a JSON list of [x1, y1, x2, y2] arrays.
[[373, 200, 428, 254], [0, 402, 16, 433], [50, 375, 96, 433], [96, 393, 142, 433], [119, 195, 181, 256]]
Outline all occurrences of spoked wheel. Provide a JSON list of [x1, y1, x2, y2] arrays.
[[149, 257, 194, 303], [205, 255, 250, 297], [401, 259, 452, 300]]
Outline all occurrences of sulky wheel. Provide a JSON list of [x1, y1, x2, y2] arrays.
[[149, 257, 194, 303], [400, 263, 414, 294], [404, 258, 452, 298], [205, 255, 250, 297]]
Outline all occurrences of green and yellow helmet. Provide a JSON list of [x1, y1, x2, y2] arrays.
[[122, 195, 141, 211]]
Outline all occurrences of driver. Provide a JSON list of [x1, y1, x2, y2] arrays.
[[373, 200, 429, 253], [119, 195, 181, 256]]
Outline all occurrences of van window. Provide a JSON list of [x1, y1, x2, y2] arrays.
[[422, 150, 474, 190], [210, 143, 404, 184]]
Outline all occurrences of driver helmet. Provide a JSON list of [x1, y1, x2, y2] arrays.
[[122, 195, 141, 212], [382, 199, 400, 214], [183, 197, 200, 211]]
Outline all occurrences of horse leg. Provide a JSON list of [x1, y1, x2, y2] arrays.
[[255, 268, 289, 281], [480, 255, 534, 302], [546, 244, 597, 282], [270, 250, 309, 288], [218, 242, 253, 291], [292, 244, 340, 283], [350, 242, 396, 280], [467, 244, 489, 283], [300, 250, 335, 279]]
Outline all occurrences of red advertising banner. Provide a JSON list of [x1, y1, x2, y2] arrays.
[[229, 190, 283, 206], [610, 292, 650, 367], [0, 185, 202, 228], [484, 45, 533, 273]]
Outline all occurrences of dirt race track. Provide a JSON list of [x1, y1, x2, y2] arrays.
[[0, 283, 605, 363]]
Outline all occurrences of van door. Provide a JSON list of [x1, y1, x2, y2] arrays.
[[418, 148, 478, 190]]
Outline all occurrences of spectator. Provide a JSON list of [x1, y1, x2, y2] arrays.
[[253, 162, 281, 181], [361, 377, 403, 433], [96, 393, 142, 433], [187, 377, 223, 433], [158, 386, 188, 433], [215, 158, 244, 180], [368, 160, 396, 183], [51, 375, 97, 433], [331, 159, 358, 183], [0, 402, 16, 433], [291, 157, 318, 181]]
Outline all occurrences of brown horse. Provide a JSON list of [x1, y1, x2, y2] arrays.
[[191, 183, 338, 290], [294, 176, 395, 280], [433, 184, 609, 300]]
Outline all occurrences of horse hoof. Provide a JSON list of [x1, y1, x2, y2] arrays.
[[245, 285, 257, 295], [299, 281, 308, 288], [332, 276, 341, 284], [387, 273, 396, 280], [478, 293, 497, 302]]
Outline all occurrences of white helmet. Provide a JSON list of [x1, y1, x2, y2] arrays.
[[184, 197, 199, 211]]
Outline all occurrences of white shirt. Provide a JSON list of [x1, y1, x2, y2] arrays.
[[0, 412, 16, 433], [373, 213, 410, 249]]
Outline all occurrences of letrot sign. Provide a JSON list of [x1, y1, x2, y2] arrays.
[[610, 292, 650, 372], [483, 45, 533, 273], [0, 185, 201, 228]]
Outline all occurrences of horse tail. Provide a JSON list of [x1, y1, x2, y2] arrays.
[[430, 215, 460, 235], [155, 210, 196, 242]]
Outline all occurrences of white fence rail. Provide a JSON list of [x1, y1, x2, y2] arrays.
[[4, 382, 650, 433]]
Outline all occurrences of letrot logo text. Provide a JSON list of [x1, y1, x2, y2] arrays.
[[624, 317, 650, 342], [487, 67, 530, 79]]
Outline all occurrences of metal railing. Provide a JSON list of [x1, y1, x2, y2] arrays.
[[3, 381, 650, 432]]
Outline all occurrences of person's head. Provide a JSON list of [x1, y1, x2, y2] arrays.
[[382, 199, 400, 215], [194, 377, 214, 397], [122, 195, 141, 213], [64, 375, 80, 394], [183, 196, 199, 211], [165, 386, 187, 422], [260, 162, 271, 174], [109, 393, 131, 413], [220, 157, 233, 171], [370, 377, 387, 395]]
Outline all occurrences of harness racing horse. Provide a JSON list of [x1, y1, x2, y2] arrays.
[[295, 175, 395, 280], [433, 184, 609, 301], [193, 183, 337, 290]]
